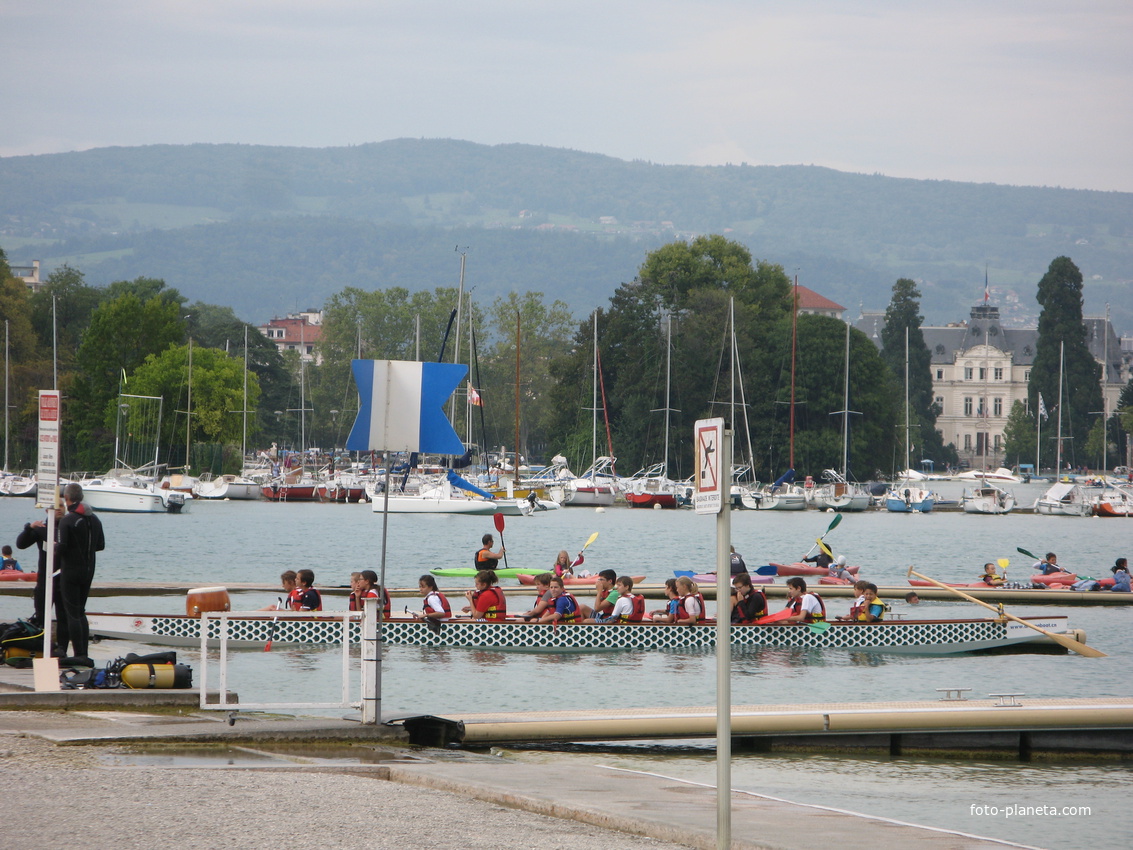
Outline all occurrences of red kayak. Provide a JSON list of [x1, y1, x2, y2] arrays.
[[819, 576, 854, 586], [771, 562, 860, 577], [516, 574, 645, 586], [907, 579, 1004, 588], [1031, 572, 1077, 586], [0, 571, 36, 582]]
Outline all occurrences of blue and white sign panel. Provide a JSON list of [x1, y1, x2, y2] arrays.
[[346, 360, 467, 455], [693, 417, 724, 515]]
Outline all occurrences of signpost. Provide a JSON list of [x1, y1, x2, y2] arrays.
[[694, 416, 731, 850], [35, 391, 61, 691]]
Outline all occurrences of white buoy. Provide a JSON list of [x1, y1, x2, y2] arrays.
[[653, 503, 662, 510], [595, 506, 606, 514]]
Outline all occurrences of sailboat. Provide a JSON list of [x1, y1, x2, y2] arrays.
[[626, 314, 684, 508], [194, 327, 262, 500], [886, 327, 934, 513], [1034, 341, 1091, 516], [563, 312, 618, 507], [262, 332, 321, 502], [82, 394, 187, 513], [811, 322, 871, 511]]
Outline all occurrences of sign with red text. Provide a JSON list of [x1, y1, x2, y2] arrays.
[[37, 390, 60, 508]]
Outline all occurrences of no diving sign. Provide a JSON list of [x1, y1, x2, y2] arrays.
[[694, 417, 724, 515]]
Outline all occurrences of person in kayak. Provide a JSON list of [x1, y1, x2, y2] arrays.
[[729, 546, 748, 576], [828, 555, 854, 581], [783, 577, 826, 623], [552, 549, 584, 579], [802, 548, 834, 571], [1034, 553, 1062, 575], [978, 562, 1004, 586], [476, 534, 505, 570]]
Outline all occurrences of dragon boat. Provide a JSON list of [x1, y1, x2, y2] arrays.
[[86, 610, 1080, 656]]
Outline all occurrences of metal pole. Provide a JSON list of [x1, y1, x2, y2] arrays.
[[374, 451, 392, 722], [361, 596, 378, 723], [716, 428, 733, 850]]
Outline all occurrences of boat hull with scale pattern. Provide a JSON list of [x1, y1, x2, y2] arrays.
[[86, 611, 1075, 655]]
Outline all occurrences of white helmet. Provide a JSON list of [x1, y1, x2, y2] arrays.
[[835, 555, 847, 567]]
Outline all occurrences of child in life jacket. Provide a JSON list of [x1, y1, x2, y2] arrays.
[[294, 569, 322, 611], [838, 579, 870, 621], [415, 574, 452, 620], [649, 578, 681, 623], [541, 576, 582, 624], [673, 576, 707, 625], [783, 577, 825, 623], [517, 573, 555, 620]]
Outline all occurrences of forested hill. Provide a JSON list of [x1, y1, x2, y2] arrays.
[[2, 139, 1131, 326]]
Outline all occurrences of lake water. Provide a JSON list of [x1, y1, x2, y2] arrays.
[[1, 484, 1129, 850]]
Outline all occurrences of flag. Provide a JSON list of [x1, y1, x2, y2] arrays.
[[346, 359, 466, 454], [1037, 393, 1048, 421], [468, 382, 482, 406], [983, 269, 990, 304]]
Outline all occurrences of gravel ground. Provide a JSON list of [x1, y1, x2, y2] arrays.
[[0, 721, 692, 850]]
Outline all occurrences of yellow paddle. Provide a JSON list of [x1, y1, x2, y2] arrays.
[[997, 558, 1009, 582], [906, 567, 1105, 657]]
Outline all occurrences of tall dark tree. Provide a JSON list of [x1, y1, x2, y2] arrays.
[[1028, 257, 1102, 470], [878, 278, 946, 466]]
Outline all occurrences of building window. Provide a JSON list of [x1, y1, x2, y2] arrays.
[[936, 369, 944, 380], [964, 397, 973, 416], [994, 367, 1003, 381], [979, 367, 986, 381], [964, 367, 974, 380], [935, 396, 944, 413], [964, 434, 972, 450], [978, 397, 986, 416], [1024, 370, 1030, 381], [993, 398, 1003, 416], [994, 434, 1002, 450]]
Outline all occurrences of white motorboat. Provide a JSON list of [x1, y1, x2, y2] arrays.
[[193, 473, 263, 501], [82, 470, 188, 513], [955, 467, 1022, 483]]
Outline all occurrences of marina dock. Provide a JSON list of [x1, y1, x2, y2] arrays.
[[401, 697, 1133, 757]]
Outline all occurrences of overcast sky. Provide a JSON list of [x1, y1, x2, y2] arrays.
[[3, 0, 1131, 192]]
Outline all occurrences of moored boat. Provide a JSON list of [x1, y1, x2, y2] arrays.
[[86, 609, 1081, 655], [1034, 482, 1092, 517], [961, 484, 1015, 515]]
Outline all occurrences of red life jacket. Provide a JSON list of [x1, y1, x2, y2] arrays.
[[350, 588, 391, 616], [474, 586, 506, 621], [424, 591, 451, 616], [286, 588, 303, 611], [787, 592, 826, 622], [677, 593, 706, 623], [618, 593, 646, 623]]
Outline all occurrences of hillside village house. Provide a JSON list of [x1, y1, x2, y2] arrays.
[[258, 310, 323, 365], [855, 303, 1128, 470]]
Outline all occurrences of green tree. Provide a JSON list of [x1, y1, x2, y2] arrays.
[[69, 291, 185, 469], [1029, 257, 1103, 469], [1001, 400, 1037, 468], [127, 344, 261, 469], [878, 278, 946, 466], [1116, 379, 1133, 469], [29, 264, 103, 376]]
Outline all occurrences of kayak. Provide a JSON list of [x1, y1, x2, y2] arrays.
[[819, 576, 854, 586], [517, 574, 645, 586], [1031, 572, 1077, 586], [675, 572, 774, 585], [0, 571, 36, 582], [908, 579, 1006, 588], [771, 562, 860, 577], [431, 567, 536, 579]]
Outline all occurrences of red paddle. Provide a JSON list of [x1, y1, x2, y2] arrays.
[[493, 512, 509, 570], [754, 608, 794, 625], [264, 615, 279, 651]]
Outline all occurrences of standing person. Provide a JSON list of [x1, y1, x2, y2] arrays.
[[783, 577, 826, 624], [729, 546, 748, 576], [293, 569, 322, 611], [475, 534, 505, 570], [55, 484, 105, 659], [17, 506, 62, 627]]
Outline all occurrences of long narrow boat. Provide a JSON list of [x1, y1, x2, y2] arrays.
[[432, 566, 538, 579], [86, 611, 1078, 655]]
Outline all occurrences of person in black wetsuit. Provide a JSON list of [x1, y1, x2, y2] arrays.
[[55, 484, 105, 659]]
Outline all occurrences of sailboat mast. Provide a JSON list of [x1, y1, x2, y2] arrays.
[[841, 321, 850, 478], [185, 337, 192, 471], [1101, 304, 1109, 476], [663, 314, 672, 476], [904, 325, 910, 474], [789, 275, 798, 469], [591, 311, 598, 481], [241, 326, 248, 466], [4, 320, 8, 472], [514, 311, 521, 484], [1055, 340, 1064, 474]]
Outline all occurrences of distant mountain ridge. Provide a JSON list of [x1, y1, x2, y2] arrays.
[[2, 139, 1130, 328]]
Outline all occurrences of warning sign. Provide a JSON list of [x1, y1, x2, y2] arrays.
[[694, 417, 724, 515]]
